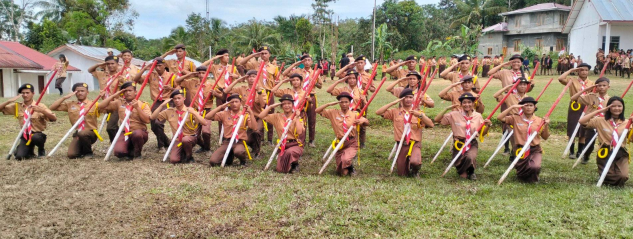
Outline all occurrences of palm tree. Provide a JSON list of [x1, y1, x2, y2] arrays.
[[162, 26, 189, 52], [232, 19, 281, 53], [449, 0, 506, 29], [363, 23, 393, 62], [33, 0, 71, 23]]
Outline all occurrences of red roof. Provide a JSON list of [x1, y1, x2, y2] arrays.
[[0, 41, 79, 71]]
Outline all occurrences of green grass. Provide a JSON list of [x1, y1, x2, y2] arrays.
[[0, 74, 632, 238]]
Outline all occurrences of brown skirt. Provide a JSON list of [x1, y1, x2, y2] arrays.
[[513, 145, 543, 183], [277, 141, 303, 173], [450, 139, 478, 177], [566, 102, 585, 137], [596, 147, 629, 186]]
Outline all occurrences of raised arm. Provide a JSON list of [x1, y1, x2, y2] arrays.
[[438, 82, 461, 101], [384, 60, 413, 74], [493, 84, 513, 99], [187, 106, 208, 126], [50, 92, 76, 110], [282, 60, 304, 76], [334, 63, 356, 78], [316, 101, 338, 114], [258, 102, 281, 119], [237, 52, 262, 66], [174, 72, 197, 85], [497, 104, 522, 122], [88, 62, 106, 73], [487, 60, 511, 76], [224, 75, 248, 93], [439, 63, 458, 78], [558, 67, 581, 85], [385, 77, 407, 93], [205, 102, 230, 120], [159, 49, 176, 59], [327, 77, 347, 94], [375, 98, 402, 116], [150, 99, 171, 120], [580, 106, 609, 125], [434, 104, 457, 123], [0, 95, 21, 110], [571, 85, 594, 101], [98, 89, 124, 110]]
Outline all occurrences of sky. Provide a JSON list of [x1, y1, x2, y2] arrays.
[[130, 0, 440, 39]]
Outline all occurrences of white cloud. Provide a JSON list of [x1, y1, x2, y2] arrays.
[[129, 0, 440, 39]]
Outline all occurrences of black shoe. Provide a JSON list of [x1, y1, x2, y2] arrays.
[[195, 148, 209, 154], [38, 148, 46, 158], [349, 166, 357, 177], [467, 173, 477, 181], [503, 148, 510, 156], [360, 143, 366, 149], [186, 156, 195, 163], [289, 163, 299, 174]]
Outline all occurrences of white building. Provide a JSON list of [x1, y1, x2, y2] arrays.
[[0, 41, 80, 98], [563, 0, 633, 67]]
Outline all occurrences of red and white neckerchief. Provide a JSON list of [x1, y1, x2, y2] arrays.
[[123, 64, 132, 81], [403, 109, 412, 144], [157, 73, 164, 101], [293, 90, 301, 107], [223, 65, 232, 88], [279, 114, 292, 155], [177, 58, 186, 77], [341, 112, 350, 133], [515, 94, 526, 115], [462, 112, 473, 152], [104, 73, 118, 97], [78, 102, 86, 131], [347, 86, 357, 110], [230, 112, 241, 143], [262, 63, 270, 86], [610, 119, 622, 147], [579, 79, 587, 95], [511, 71, 521, 93], [597, 96, 606, 117], [197, 80, 205, 112], [521, 115, 535, 157], [176, 109, 185, 141], [124, 103, 132, 141], [356, 74, 364, 91], [22, 106, 32, 141], [302, 70, 311, 90]]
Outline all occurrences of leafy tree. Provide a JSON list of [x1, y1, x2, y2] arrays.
[[0, 0, 34, 41], [232, 19, 281, 54], [33, 0, 71, 22], [449, 0, 506, 29], [23, 18, 67, 52], [362, 23, 393, 62]]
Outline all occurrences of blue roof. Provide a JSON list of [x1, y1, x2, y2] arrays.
[[593, 0, 633, 21]]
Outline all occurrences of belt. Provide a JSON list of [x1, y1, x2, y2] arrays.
[[340, 136, 355, 140]]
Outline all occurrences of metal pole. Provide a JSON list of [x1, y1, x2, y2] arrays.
[[372, 0, 376, 61]]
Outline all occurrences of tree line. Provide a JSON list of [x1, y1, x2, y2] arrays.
[[0, 0, 569, 62]]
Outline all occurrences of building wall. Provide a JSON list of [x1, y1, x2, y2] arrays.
[[478, 32, 505, 56], [1, 69, 17, 98], [605, 24, 633, 52], [507, 10, 568, 33], [49, 50, 100, 90], [567, 2, 602, 67], [0, 70, 61, 98], [505, 33, 567, 55]]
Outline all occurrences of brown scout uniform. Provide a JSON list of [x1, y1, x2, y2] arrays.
[[229, 85, 268, 156], [91, 70, 125, 142], [440, 110, 484, 178], [2, 102, 53, 159], [320, 109, 366, 175], [157, 107, 203, 163], [584, 117, 631, 186], [55, 99, 101, 158], [209, 111, 258, 166], [443, 71, 481, 91], [389, 68, 413, 87], [166, 59, 196, 76], [244, 59, 279, 142], [504, 114, 547, 183], [119, 64, 140, 87], [147, 70, 176, 149], [390, 87, 434, 107], [382, 108, 427, 176], [105, 100, 151, 158], [264, 113, 305, 173], [290, 67, 324, 143], [560, 77, 594, 138]]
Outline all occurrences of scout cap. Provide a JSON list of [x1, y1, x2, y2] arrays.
[[406, 71, 421, 80], [289, 73, 303, 81], [518, 77, 530, 84], [458, 55, 471, 62], [355, 55, 366, 62], [105, 55, 118, 62], [519, 97, 538, 105], [227, 93, 242, 102], [336, 92, 353, 101], [405, 55, 417, 61], [18, 83, 35, 93], [216, 49, 229, 55], [399, 88, 414, 98], [174, 44, 186, 50], [595, 77, 610, 84], [279, 94, 294, 103], [458, 92, 477, 102], [170, 89, 184, 98], [154, 57, 165, 64], [195, 66, 207, 72], [258, 46, 270, 52], [460, 75, 474, 83], [578, 63, 592, 70], [509, 54, 524, 62], [346, 69, 359, 76], [72, 83, 89, 91], [120, 81, 136, 90], [246, 70, 258, 76]]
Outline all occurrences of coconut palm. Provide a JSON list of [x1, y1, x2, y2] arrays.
[[232, 19, 281, 54], [449, 0, 506, 29], [33, 0, 71, 23]]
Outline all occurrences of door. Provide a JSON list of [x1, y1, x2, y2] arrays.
[[38, 75, 45, 92]]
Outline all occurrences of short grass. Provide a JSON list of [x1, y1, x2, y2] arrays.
[[1, 73, 632, 238]]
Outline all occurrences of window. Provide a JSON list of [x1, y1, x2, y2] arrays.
[[537, 14, 545, 26], [602, 36, 620, 51], [559, 13, 567, 26], [556, 38, 565, 51], [488, 48, 493, 55], [535, 39, 543, 49], [515, 16, 521, 27], [514, 40, 521, 52]]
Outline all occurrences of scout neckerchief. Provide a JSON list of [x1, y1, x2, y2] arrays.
[[197, 79, 205, 112], [279, 113, 293, 155], [579, 78, 588, 94], [521, 115, 536, 158], [104, 70, 121, 98], [597, 95, 606, 117], [356, 74, 364, 91], [156, 72, 173, 101], [124, 101, 133, 141], [177, 57, 186, 77], [341, 111, 350, 135], [176, 109, 185, 141], [402, 107, 413, 144], [230, 111, 241, 143], [610, 119, 623, 147], [511, 70, 521, 93], [22, 103, 32, 141], [302, 69, 311, 90], [462, 111, 473, 151], [123, 62, 133, 81], [78, 102, 86, 131], [515, 93, 527, 115], [292, 88, 302, 107], [223, 64, 232, 88], [262, 62, 270, 86], [347, 86, 357, 110]]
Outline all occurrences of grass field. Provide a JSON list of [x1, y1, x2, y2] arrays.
[[1, 73, 633, 238]]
